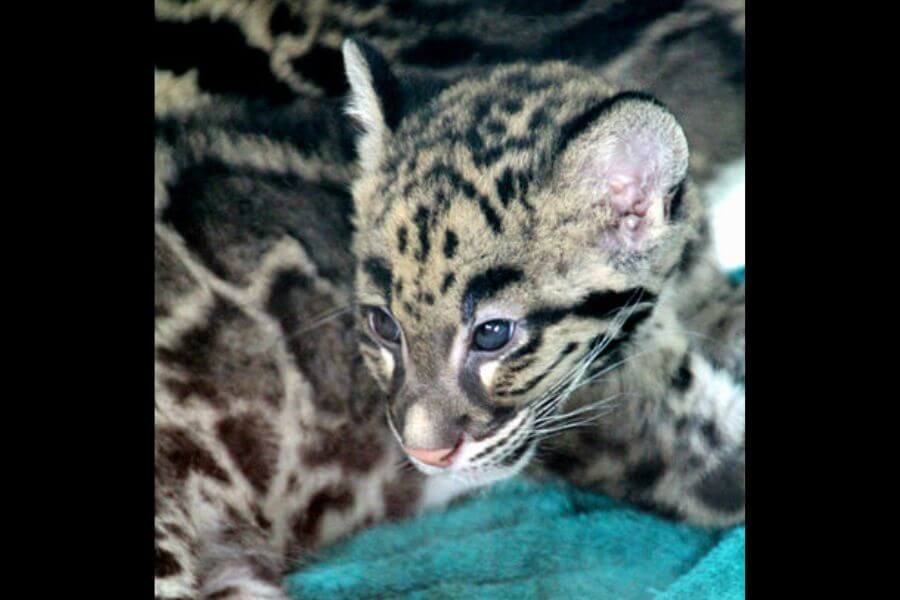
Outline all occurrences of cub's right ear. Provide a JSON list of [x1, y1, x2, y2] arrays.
[[551, 92, 691, 255]]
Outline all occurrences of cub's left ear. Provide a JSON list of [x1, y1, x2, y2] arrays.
[[342, 37, 406, 173], [557, 93, 690, 253], [342, 37, 404, 133]]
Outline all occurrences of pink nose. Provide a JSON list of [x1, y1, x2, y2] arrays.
[[404, 436, 463, 468]]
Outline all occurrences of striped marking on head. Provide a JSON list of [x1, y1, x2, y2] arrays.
[[493, 287, 658, 396], [461, 266, 524, 322]]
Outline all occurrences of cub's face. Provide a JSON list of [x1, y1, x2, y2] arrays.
[[342, 39, 698, 483]]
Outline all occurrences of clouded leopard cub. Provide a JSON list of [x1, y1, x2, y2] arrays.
[[155, 38, 744, 599]]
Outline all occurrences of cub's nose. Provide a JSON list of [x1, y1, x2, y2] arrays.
[[404, 435, 463, 468]]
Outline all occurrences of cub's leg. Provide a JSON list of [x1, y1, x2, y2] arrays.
[[538, 280, 745, 527], [155, 490, 290, 600], [155, 495, 200, 599], [624, 275, 745, 526], [155, 424, 290, 600], [630, 349, 745, 527], [194, 524, 289, 600], [631, 278, 745, 526]]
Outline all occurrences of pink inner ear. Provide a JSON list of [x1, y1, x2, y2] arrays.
[[591, 137, 672, 252], [603, 181, 657, 251], [609, 175, 652, 218]]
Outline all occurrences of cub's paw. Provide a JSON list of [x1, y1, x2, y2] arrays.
[[201, 565, 291, 600]]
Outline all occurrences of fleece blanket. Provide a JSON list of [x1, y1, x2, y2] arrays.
[[284, 478, 745, 600]]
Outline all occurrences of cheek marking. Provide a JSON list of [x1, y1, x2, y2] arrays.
[[479, 361, 500, 389], [379, 348, 395, 378]]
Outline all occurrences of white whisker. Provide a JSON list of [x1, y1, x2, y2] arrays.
[[285, 305, 354, 338], [533, 393, 624, 426], [518, 291, 659, 449]]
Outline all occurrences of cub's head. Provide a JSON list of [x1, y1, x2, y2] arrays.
[[342, 38, 701, 483]]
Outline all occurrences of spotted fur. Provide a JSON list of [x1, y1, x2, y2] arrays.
[[155, 2, 744, 598]]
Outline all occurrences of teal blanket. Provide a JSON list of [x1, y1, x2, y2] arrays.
[[284, 479, 744, 599]]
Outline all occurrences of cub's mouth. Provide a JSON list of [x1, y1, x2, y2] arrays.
[[387, 406, 537, 483]]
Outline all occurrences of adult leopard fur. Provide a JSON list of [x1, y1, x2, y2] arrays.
[[156, 0, 744, 184], [155, 3, 744, 598]]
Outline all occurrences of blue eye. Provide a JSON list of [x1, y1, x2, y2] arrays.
[[369, 308, 401, 344], [473, 320, 514, 351]]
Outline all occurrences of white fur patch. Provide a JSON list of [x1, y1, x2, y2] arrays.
[[684, 356, 745, 446], [379, 347, 395, 378], [421, 473, 483, 509], [479, 360, 499, 388]]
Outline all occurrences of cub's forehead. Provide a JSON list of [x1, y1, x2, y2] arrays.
[[358, 205, 520, 320], [348, 45, 691, 329], [357, 62, 616, 224], [352, 63, 627, 314]]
